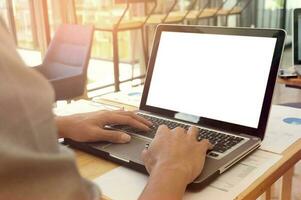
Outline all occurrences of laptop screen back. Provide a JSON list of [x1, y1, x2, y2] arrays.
[[299, 16, 301, 61], [294, 9, 301, 64], [145, 31, 277, 129]]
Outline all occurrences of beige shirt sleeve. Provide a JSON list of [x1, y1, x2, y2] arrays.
[[0, 19, 101, 200]]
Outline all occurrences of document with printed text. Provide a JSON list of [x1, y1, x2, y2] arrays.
[[94, 150, 281, 200]]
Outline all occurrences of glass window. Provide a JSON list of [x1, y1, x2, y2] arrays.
[[0, 1, 9, 27], [74, 0, 131, 60], [12, 0, 38, 49]]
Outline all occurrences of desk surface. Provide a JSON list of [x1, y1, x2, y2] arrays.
[[235, 139, 301, 199], [73, 101, 301, 200], [74, 99, 301, 200], [73, 139, 301, 200], [278, 76, 301, 88]]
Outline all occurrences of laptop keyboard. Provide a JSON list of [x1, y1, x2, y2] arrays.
[[110, 113, 245, 157]]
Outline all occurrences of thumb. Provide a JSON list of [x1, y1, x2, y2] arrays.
[[94, 129, 132, 143]]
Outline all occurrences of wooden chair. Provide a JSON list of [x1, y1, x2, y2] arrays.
[[145, 0, 198, 25], [214, 0, 253, 26], [137, 0, 179, 25], [184, 0, 231, 25], [75, 0, 157, 92], [141, 0, 198, 61], [184, 0, 211, 22]]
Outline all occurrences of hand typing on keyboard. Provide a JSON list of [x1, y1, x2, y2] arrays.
[[56, 110, 153, 143], [111, 113, 245, 155], [139, 125, 213, 199]]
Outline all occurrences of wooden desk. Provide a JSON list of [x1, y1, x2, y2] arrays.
[[74, 140, 301, 200], [278, 76, 301, 89], [235, 139, 301, 200], [73, 102, 301, 200]]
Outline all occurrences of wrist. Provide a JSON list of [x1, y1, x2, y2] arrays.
[[153, 160, 191, 185], [140, 163, 188, 200], [55, 116, 70, 139]]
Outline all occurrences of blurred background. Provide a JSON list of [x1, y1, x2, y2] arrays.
[[0, 0, 301, 98]]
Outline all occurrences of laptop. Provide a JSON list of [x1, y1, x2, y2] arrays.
[[293, 8, 301, 75], [66, 25, 286, 189]]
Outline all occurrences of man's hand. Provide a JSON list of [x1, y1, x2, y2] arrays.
[[139, 125, 213, 200], [56, 110, 152, 143]]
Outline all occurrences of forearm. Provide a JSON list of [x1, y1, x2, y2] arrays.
[[139, 166, 188, 200]]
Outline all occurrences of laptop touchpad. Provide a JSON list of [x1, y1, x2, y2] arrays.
[[103, 136, 150, 164]]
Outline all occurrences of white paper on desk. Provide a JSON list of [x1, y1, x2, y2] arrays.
[[94, 86, 143, 108], [94, 150, 281, 200], [53, 100, 117, 116], [260, 105, 301, 154]]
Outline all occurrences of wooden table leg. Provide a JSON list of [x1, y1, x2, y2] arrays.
[[112, 30, 120, 92], [263, 186, 271, 200], [280, 166, 294, 200]]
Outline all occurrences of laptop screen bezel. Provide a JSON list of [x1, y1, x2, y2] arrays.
[[293, 8, 301, 65], [140, 25, 286, 140]]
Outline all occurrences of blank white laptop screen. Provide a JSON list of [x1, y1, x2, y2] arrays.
[[146, 31, 277, 128]]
